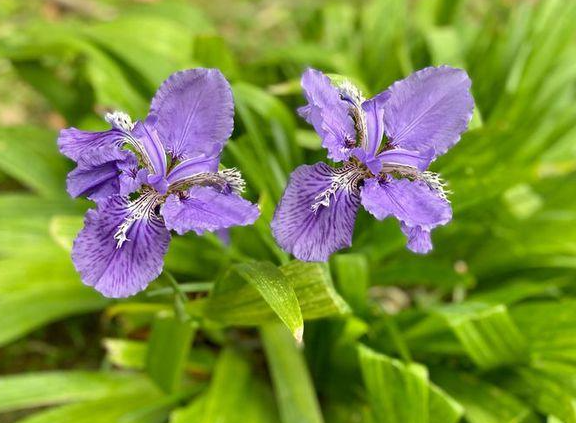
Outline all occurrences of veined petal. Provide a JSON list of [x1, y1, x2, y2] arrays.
[[360, 177, 451, 254], [131, 118, 167, 178], [271, 162, 361, 262], [383, 66, 474, 159], [161, 187, 260, 236], [299, 68, 357, 162], [66, 147, 139, 201], [72, 194, 170, 298], [378, 148, 433, 172], [58, 128, 125, 162], [400, 224, 433, 254], [361, 91, 389, 157], [166, 155, 220, 185], [149, 68, 234, 159]]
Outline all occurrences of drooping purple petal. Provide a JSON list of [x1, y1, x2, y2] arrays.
[[360, 176, 451, 254], [149, 68, 234, 159], [66, 147, 139, 201], [271, 162, 361, 262], [383, 66, 474, 159], [362, 91, 390, 157], [166, 155, 220, 185], [299, 69, 357, 162], [72, 195, 170, 298], [161, 186, 260, 236], [400, 224, 433, 254], [378, 148, 434, 172], [58, 128, 125, 161]]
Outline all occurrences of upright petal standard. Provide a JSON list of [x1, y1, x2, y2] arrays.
[[59, 68, 260, 298], [272, 66, 474, 261]]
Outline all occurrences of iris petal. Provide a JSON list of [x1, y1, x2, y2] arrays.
[[271, 162, 361, 262], [299, 69, 357, 162], [383, 66, 474, 159], [360, 177, 451, 254], [58, 127, 125, 162], [72, 195, 170, 298], [66, 146, 139, 201], [149, 68, 234, 159], [161, 186, 260, 236]]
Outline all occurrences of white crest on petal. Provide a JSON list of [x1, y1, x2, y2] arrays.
[[311, 164, 364, 213], [421, 171, 451, 201], [113, 191, 161, 248], [105, 111, 134, 132], [218, 168, 246, 194]]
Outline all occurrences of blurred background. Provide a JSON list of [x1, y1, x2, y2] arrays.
[[1, 0, 576, 422]]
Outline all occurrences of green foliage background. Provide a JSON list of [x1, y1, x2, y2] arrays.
[[1, 0, 576, 422]]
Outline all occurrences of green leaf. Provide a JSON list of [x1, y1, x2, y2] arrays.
[[433, 370, 537, 423], [85, 16, 195, 89], [49, 215, 83, 252], [359, 345, 429, 423], [435, 302, 528, 368], [503, 363, 576, 423], [429, 383, 464, 423], [0, 126, 68, 198], [103, 338, 147, 370], [261, 324, 324, 423], [203, 261, 348, 330], [146, 313, 197, 394], [332, 254, 369, 313], [171, 348, 279, 423], [0, 257, 108, 346], [192, 34, 239, 79], [511, 300, 576, 363], [280, 261, 350, 319], [13, 384, 170, 423], [0, 371, 152, 413], [235, 261, 303, 340]]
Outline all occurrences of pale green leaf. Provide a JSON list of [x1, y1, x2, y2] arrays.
[[261, 324, 324, 423], [0, 371, 152, 413], [146, 313, 197, 393]]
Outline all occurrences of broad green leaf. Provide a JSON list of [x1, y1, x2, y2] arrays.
[[49, 215, 83, 252], [4, 24, 148, 115], [203, 261, 348, 330], [434, 370, 538, 423], [103, 338, 147, 370], [503, 366, 576, 423], [0, 126, 68, 198], [14, 383, 170, 423], [511, 300, 576, 363], [333, 254, 369, 313], [280, 261, 350, 319], [85, 16, 195, 89], [171, 348, 279, 423], [235, 261, 303, 340], [435, 302, 528, 368], [0, 257, 108, 346], [261, 324, 324, 423], [359, 345, 429, 423], [429, 383, 464, 423], [192, 34, 239, 79], [146, 313, 197, 393], [0, 371, 151, 413]]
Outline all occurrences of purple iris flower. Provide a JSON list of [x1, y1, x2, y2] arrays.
[[59, 68, 260, 298], [271, 66, 474, 261]]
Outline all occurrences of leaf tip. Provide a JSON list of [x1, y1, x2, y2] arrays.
[[293, 325, 304, 344]]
